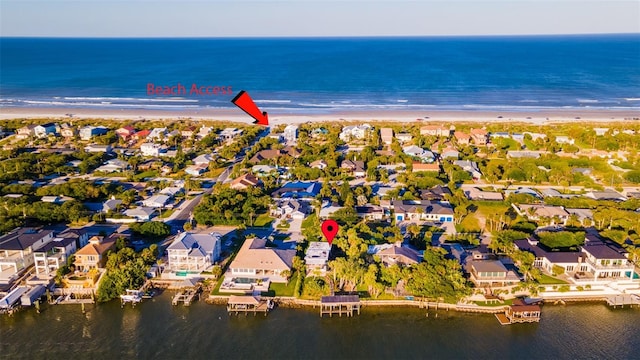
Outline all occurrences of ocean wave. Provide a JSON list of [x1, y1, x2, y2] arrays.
[[63, 96, 198, 103], [624, 98, 640, 101], [577, 99, 599, 103]]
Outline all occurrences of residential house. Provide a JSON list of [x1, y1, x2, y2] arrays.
[[60, 124, 77, 138], [594, 128, 609, 136], [465, 260, 521, 287], [341, 160, 366, 178], [197, 126, 213, 139], [584, 190, 627, 201], [396, 133, 413, 143], [464, 187, 504, 201], [355, 205, 385, 220], [95, 159, 128, 173], [33, 237, 77, 276], [180, 126, 197, 138], [420, 125, 450, 137], [392, 200, 454, 223], [230, 173, 262, 190], [420, 185, 452, 201], [248, 147, 300, 164], [380, 128, 394, 145], [15, 125, 37, 139], [74, 236, 117, 271], [440, 147, 460, 159], [193, 153, 215, 166], [580, 238, 635, 281], [185, 164, 209, 177], [115, 126, 136, 140], [218, 127, 243, 142], [0, 228, 54, 284], [272, 181, 321, 198], [34, 123, 58, 138], [339, 124, 372, 142], [252, 165, 278, 177], [142, 194, 171, 208], [56, 228, 89, 249], [140, 143, 163, 157], [283, 125, 298, 143], [102, 198, 123, 213], [453, 160, 482, 180], [490, 132, 510, 139], [565, 208, 594, 225], [272, 199, 310, 219], [148, 127, 168, 141], [412, 162, 440, 173], [133, 129, 150, 140], [124, 207, 156, 221], [228, 238, 296, 283], [310, 159, 328, 170], [305, 242, 332, 275], [319, 202, 344, 219], [159, 186, 184, 197], [507, 151, 542, 159], [84, 144, 112, 153], [555, 136, 575, 145], [454, 131, 471, 145], [166, 232, 222, 273], [511, 204, 570, 225], [523, 132, 547, 141], [79, 126, 108, 141], [41, 195, 73, 204], [403, 145, 435, 162], [368, 243, 420, 267], [470, 128, 488, 145]]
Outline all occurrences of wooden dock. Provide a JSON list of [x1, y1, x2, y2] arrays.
[[495, 303, 541, 325], [320, 295, 360, 317], [606, 294, 640, 308], [172, 286, 201, 306], [227, 295, 273, 316]]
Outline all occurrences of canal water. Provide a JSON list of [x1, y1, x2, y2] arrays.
[[1, 294, 639, 359]]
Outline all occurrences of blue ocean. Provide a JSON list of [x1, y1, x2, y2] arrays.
[[1, 35, 639, 113]]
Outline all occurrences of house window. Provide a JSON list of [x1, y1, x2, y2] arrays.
[[566, 266, 574, 272]]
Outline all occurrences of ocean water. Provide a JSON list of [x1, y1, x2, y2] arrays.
[[1, 35, 639, 113], [1, 294, 640, 360]]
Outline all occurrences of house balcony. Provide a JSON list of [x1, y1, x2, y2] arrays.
[[584, 258, 633, 271]]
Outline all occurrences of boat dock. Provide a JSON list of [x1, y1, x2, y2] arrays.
[[172, 286, 201, 306], [495, 303, 541, 325], [606, 294, 640, 308], [320, 295, 361, 317], [227, 295, 273, 316], [121, 289, 144, 307]]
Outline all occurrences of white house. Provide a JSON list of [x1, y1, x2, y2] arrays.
[[228, 238, 295, 283], [166, 232, 222, 273], [392, 200, 454, 223], [79, 126, 108, 140], [219, 128, 243, 142], [142, 194, 171, 208], [185, 164, 208, 177], [555, 136, 575, 145], [124, 207, 156, 221], [33, 237, 77, 276], [0, 228, 55, 284], [193, 153, 215, 166], [84, 144, 112, 153], [305, 242, 331, 275], [148, 127, 168, 141], [339, 124, 371, 142], [34, 123, 58, 138], [283, 125, 298, 143], [403, 145, 434, 162], [140, 143, 163, 157]]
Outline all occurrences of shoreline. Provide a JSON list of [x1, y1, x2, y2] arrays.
[[1, 107, 639, 125]]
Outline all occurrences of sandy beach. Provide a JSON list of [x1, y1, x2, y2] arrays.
[[1, 107, 638, 125]]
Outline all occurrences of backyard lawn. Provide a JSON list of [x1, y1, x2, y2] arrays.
[[253, 213, 273, 227], [538, 274, 569, 284]]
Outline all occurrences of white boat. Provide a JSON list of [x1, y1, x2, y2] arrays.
[[120, 290, 143, 306]]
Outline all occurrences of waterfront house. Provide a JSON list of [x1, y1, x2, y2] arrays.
[[391, 200, 454, 223], [305, 242, 332, 275], [116, 126, 136, 140], [34, 123, 58, 138], [420, 125, 450, 137], [369, 243, 420, 267], [181, 126, 197, 138], [0, 228, 54, 284], [283, 125, 298, 143], [228, 238, 296, 283], [339, 124, 371, 142], [470, 128, 488, 145], [33, 237, 77, 276], [79, 126, 108, 140], [133, 129, 150, 140], [465, 260, 521, 287], [74, 236, 116, 271], [166, 232, 222, 274], [380, 128, 394, 145], [218, 127, 243, 142], [230, 173, 262, 191]]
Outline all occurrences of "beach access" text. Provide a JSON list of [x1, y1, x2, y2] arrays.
[[147, 83, 232, 96]]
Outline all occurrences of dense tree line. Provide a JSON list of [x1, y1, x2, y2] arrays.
[[96, 245, 158, 302], [193, 185, 271, 226]]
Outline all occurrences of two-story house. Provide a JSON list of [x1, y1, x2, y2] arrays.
[[74, 236, 116, 272], [0, 228, 54, 284], [392, 200, 454, 223], [166, 232, 222, 274], [33, 237, 77, 276]]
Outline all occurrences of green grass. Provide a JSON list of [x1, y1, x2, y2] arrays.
[[253, 213, 273, 227], [301, 213, 317, 230], [158, 209, 176, 218], [537, 274, 569, 285], [276, 220, 290, 229], [458, 214, 481, 232], [263, 279, 296, 297]]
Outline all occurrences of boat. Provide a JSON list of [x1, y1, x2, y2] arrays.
[[120, 290, 143, 307]]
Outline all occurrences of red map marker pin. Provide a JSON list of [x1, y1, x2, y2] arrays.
[[321, 219, 339, 245]]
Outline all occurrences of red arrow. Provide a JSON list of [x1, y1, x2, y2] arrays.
[[231, 90, 269, 126]]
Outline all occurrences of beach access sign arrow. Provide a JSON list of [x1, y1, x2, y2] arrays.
[[231, 90, 269, 126]]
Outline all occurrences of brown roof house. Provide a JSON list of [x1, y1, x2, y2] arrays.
[[228, 238, 295, 283], [341, 160, 366, 178], [230, 173, 262, 191], [470, 128, 489, 145], [74, 235, 116, 272], [454, 131, 471, 145], [369, 243, 420, 267]]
